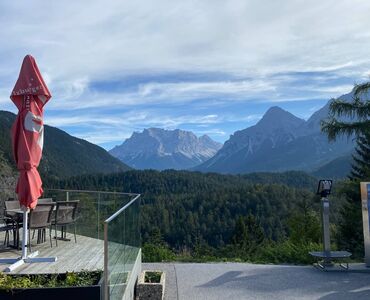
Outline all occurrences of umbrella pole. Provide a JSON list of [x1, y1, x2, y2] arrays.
[[1, 206, 57, 272], [21, 207, 29, 259], [0, 207, 33, 271]]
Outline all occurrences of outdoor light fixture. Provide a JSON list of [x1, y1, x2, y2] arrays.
[[316, 179, 333, 198]]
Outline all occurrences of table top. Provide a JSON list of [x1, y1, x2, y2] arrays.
[[309, 251, 352, 258], [6, 209, 24, 214], [6, 206, 64, 214]]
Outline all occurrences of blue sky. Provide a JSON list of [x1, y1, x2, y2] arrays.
[[1, 1, 370, 149]]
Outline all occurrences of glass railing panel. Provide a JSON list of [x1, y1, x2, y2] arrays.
[[1, 187, 141, 300], [42, 190, 131, 240], [105, 196, 140, 300]]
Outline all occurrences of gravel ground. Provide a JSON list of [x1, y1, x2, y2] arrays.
[[143, 262, 370, 300]]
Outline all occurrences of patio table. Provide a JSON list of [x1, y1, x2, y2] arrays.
[[5, 206, 72, 247]]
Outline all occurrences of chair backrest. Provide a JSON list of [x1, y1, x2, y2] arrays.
[[55, 201, 79, 225], [29, 203, 55, 229], [5, 200, 20, 211], [38, 198, 53, 204]]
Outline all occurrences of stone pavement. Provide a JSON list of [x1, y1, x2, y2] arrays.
[[143, 262, 370, 300]]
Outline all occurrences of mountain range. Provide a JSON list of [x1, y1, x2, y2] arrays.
[[195, 97, 355, 175], [109, 93, 355, 177], [0, 87, 358, 181], [0, 110, 130, 187], [109, 128, 222, 170]]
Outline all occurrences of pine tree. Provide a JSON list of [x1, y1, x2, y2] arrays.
[[321, 82, 370, 180], [350, 130, 370, 180], [321, 82, 370, 257], [230, 215, 265, 259], [231, 216, 248, 245]]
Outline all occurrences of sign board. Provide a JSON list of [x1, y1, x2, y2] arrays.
[[361, 182, 370, 267]]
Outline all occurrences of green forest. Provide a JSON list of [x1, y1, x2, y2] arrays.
[[45, 170, 355, 264]]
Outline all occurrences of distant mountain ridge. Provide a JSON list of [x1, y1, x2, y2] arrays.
[[195, 95, 355, 175], [109, 128, 222, 170], [0, 110, 130, 181]]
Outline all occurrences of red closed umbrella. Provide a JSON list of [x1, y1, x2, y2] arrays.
[[0, 55, 56, 272], [11, 54, 51, 209]]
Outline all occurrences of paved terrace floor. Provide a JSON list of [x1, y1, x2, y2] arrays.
[[0, 231, 104, 274], [144, 262, 370, 300]]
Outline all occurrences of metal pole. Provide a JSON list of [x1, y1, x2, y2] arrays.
[[98, 193, 101, 240], [104, 222, 109, 300], [21, 207, 29, 259], [66, 191, 70, 201], [360, 182, 370, 267], [321, 197, 331, 265]]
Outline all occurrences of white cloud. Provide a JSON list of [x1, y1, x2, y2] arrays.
[[1, 0, 370, 145], [194, 129, 227, 137], [76, 130, 132, 145], [1, 1, 370, 84], [137, 79, 276, 99], [294, 84, 355, 96], [45, 111, 260, 134]]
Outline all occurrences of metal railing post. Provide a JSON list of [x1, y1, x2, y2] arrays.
[[104, 221, 109, 300], [98, 192, 101, 240], [321, 197, 331, 265]]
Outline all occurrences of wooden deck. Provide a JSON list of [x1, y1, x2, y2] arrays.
[[0, 231, 104, 274]]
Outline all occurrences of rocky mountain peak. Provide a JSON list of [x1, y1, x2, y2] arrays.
[[196, 98, 355, 174], [257, 106, 305, 132], [109, 128, 222, 170]]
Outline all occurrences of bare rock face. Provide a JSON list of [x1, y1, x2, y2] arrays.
[[109, 128, 222, 170]]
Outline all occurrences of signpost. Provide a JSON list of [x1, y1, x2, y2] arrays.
[[360, 182, 370, 267]]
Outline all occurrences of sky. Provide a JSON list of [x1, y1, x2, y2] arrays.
[[1, 1, 370, 150]]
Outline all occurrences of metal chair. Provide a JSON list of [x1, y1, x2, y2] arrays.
[[37, 198, 53, 204], [4, 200, 22, 248], [30, 198, 53, 240], [28, 203, 55, 252], [4, 200, 20, 220], [0, 216, 17, 247], [53, 200, 79, 246]]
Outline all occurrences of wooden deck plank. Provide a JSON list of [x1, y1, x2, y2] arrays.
[[67, 237, 104, 272], [0, 231, 104, 274], [84, 240, 105, 271]]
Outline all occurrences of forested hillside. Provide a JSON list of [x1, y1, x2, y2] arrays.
[[0, 110, 130, 179], [46, 170, 342, 263]]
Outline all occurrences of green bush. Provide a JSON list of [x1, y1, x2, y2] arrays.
[[256, 241, 321, 264], [0, 270, 102, 291], [142, 243, 176, 262]]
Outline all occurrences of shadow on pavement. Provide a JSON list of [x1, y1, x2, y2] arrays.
[[197, 265, 370, 299]]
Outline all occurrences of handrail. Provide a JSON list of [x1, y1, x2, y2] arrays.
[[45, 188, 139, 197], [104, 194, 140, 223]]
